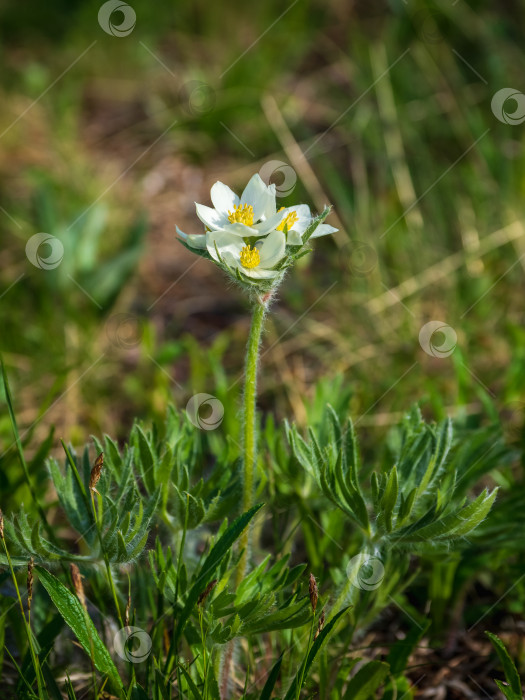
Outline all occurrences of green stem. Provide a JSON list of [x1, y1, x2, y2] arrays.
[[1, 538, 46, 698], [91, 491, 125, 630], [219, 298, 267, 699], [296, 613, 317, 700], [235, 299, 266, 587]]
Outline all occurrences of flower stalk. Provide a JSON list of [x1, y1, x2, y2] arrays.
[[235, 297, 267, 586]]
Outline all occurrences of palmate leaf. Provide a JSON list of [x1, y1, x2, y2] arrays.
[[288, 405, 501, 557], [48, 456, 96, 547], [287, 418, 370, 531]]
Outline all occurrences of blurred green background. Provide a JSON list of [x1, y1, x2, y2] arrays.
[[1, 0, 524, 453]]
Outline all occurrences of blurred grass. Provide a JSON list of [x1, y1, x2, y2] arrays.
[[1, 0, 525, 467]]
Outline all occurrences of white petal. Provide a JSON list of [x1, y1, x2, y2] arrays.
[[221, 222, 260, 236], [241, 267, 281, 279], [310, 223, 338, 238], [206, 230, 244, 262], [252, 209, 285, 234], [241, 174, 273, 221], [176, 226, 207, 249], [293, 204, 311, 220], [262, 183, 277, 219], [195, 203, 227, 230], [210, 181, 239, 215], [287, 229, 303, 246], [258, 230, 286, 268]]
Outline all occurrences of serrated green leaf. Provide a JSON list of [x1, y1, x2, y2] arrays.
[[35, 567, 123, 693]]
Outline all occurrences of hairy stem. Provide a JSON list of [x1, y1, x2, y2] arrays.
[[236, 298, 266, 586], [220, 297, 267, 699]]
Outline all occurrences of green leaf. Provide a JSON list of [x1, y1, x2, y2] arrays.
[[176, 663, 203, 699], [134, 425, 156, 494], [241, 598, 311, 634], [173, 504, 263, 644], [284, 608, 349, 699], [301, 206, 332, 246], [35, 566, 123, 693], [380, 466, 398, 533], [486, 631, 522, 698], [342, 660, 390, 699], [260, 653, 283, 700], [394, 489, 498, 543]]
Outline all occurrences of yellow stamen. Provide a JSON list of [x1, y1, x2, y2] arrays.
[[276, 207, 298, 232], [239, 245, 260, 269], [228, 203, 254, 226]]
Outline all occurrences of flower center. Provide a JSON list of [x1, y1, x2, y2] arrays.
[[276, 208, 299, 232], [228, 203, 254, 226], [239, 244, 260, 269]]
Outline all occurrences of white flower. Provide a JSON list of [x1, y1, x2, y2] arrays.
[[195, 174, 285, 237], [276, 204, 338, 245], [207, 229, 286, 279]]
